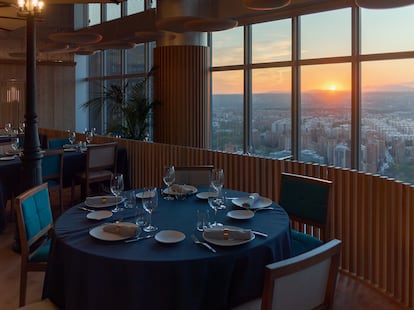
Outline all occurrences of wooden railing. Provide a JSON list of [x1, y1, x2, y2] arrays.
[[40, 128, 414, 308]]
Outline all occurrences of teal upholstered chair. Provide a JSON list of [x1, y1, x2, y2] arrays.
[[279, 172, 333, 256], [15, 183, 53, 307], [48, 137, 70, 149], [42, 149, 64, 214]]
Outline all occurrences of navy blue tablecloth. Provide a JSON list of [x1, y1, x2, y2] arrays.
[[43, 189, 292, 310]]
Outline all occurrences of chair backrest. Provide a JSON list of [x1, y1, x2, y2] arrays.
[[279, 172, 333, 241], [174, 165, 214, 186], [15, 183, 53, 260], [261, 239, 341, 310], [41, 149, 64, 185], [48, 138, 69, 149], [86, 142, 118, 173]]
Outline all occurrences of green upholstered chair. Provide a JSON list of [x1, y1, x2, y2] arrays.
[[15, 183, 53, 307], [279, 172, 333, 256], [48, 137, 69, 149], [232, 239, 341, 310], [41, 149, 64, 214]]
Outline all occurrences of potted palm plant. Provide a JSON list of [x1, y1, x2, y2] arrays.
[[83, 69, 156, 140]]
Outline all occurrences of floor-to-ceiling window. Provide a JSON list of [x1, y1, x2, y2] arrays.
[[211, 4, 414, 184]]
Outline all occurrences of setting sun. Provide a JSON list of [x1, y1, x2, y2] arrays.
[[328, 84, 337, 91]]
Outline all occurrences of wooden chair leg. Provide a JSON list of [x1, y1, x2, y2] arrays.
[[19, 265, 27, 307]]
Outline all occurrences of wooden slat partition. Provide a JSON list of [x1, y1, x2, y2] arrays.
[[39, 128, 414, 308]]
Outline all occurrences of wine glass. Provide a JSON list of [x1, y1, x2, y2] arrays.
[[68, 130, 76, 145], [162, 165, 175, 200], [210, 168, 225, 207], [142, 187, 158, 232], [4, 123, 11, 135], [85, 130, 93, 144], [208, 187, 223, 227], [110, 173, 124, 212]]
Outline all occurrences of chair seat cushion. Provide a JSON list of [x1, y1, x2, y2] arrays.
[[29, 240, 50, 262], [291, 230, 324, 256]]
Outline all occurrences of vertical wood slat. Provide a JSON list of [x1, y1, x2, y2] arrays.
[[39, 128, 414, 308]]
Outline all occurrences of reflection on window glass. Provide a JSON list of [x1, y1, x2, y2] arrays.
[[300, 63, 351, 167], [211, 71, 243, 153], [361, 59, 414, 183], [88, 81, 103, 134], [127, 44, 145, 74], [301, 8, 351, 59], [251, 68, 292, 158], [89, 52, 102, 77], [88, 4, 100, 26], [106, 3, 121, 22], [252, 20, 291, 63], [361, 6, 414, 54], [212, 27, 244, 67], [127, 0, 144, 15], [105, 50, 121, 76]]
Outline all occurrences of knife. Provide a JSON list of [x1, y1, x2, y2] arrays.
[[124, 234, 154, 243], [251, 230, 268, 238]]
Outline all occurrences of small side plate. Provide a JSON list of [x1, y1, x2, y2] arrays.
[[155, 230, 186, 244], [227, 209, 254, 220], [86, 210, 113, 220]]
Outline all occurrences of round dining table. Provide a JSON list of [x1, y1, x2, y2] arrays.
[[43, 188, 292, 310]]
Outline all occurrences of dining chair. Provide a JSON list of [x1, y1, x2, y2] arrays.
[[278, 172, 333, 256], [15, 183, 54, 307], [71, 142, 118, 202], [41, 149, 64, 214], [232, 239, 342, 310], [48, 137, 70, 149], [174, 165, 214, 186]]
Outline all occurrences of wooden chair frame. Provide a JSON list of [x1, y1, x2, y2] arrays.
[[261, 239, 341, 310], [42, 149, 64, 214], [15, 183, 53, 307]]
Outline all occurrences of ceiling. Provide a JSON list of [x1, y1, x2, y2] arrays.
[[0, 0, 354, 61]]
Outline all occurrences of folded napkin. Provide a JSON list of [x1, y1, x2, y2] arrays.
[[204, 227, 251, 241], [244, 193, 260, 208], [86, 196, 120, 205], [170, 184, 193, 194], [103, 223, 138, 237]]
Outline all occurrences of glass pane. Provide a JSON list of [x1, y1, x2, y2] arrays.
[[88, 81, 104, 134], [361, 59, 414, 184], [105, 79, 122, 136], [88, 4, 101, 26], [126, 44, 145, 74], [252, 19, 291, 63], [212, 27, 244, 67], [361, 6, 414, 54], [105, 50, 122, 76], [300, 63, 351, 167], [211, 71, 244, 153], [301, 8, 351, 59], [127, 0, 144, 15], [251, 68, 292, 158], [106, 3, 121, 22], [89, 52, 102, 78]]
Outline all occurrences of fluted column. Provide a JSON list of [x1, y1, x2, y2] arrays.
[[153, 45, 210, 148]]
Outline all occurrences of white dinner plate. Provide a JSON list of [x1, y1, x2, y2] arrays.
[[232, 196, 272, 210], [63, 148, 77, 152], [155, 230, 186, 244], [136, 191, 156, 199], [227, 210, 255, 220], [163, 185, 198, 196], [86, 210, 113, 220], [89, 222, 138, 241], [196, 191, 218, 200], [0, 156, 16, 161], [203, 225, 255, 246], [85, 196, 125, 208]]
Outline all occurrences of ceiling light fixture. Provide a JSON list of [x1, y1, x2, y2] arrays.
[[17, 0, 44, 17], [243, 0, 290, 11], [355, 0, 414, 9]]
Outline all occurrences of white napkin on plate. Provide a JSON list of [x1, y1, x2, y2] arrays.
[[244, 193, 260, 208], [204, 227, 251, 240], [170, 184, 193, 194], [103, 223, 138, 237]]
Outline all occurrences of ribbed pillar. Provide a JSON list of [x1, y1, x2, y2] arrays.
[[153, 45, 210, 148]]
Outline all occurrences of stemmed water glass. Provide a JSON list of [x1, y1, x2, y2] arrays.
[[68, 130, 76, 145], [142, 187, 158, 232], [4, 123, 11, 135], [85, 130, 93, 144], [110, 173, 124, 212], [208, 187, 223, 227], [210, 168, 225, 207], [162, 165, 175, 200]]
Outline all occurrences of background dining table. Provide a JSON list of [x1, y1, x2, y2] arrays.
[[43, 188, 292, 310]]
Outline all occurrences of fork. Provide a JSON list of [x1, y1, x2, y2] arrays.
[[191, 234, 216, 253]]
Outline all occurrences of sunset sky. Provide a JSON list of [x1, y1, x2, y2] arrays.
[[212, 6, 414, 94]]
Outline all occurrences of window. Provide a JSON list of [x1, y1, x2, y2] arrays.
[[212, 27, 244, 67], [88, 4, 100, 26]]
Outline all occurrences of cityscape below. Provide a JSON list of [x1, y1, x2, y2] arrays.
[[212, 90, 414, 185]]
